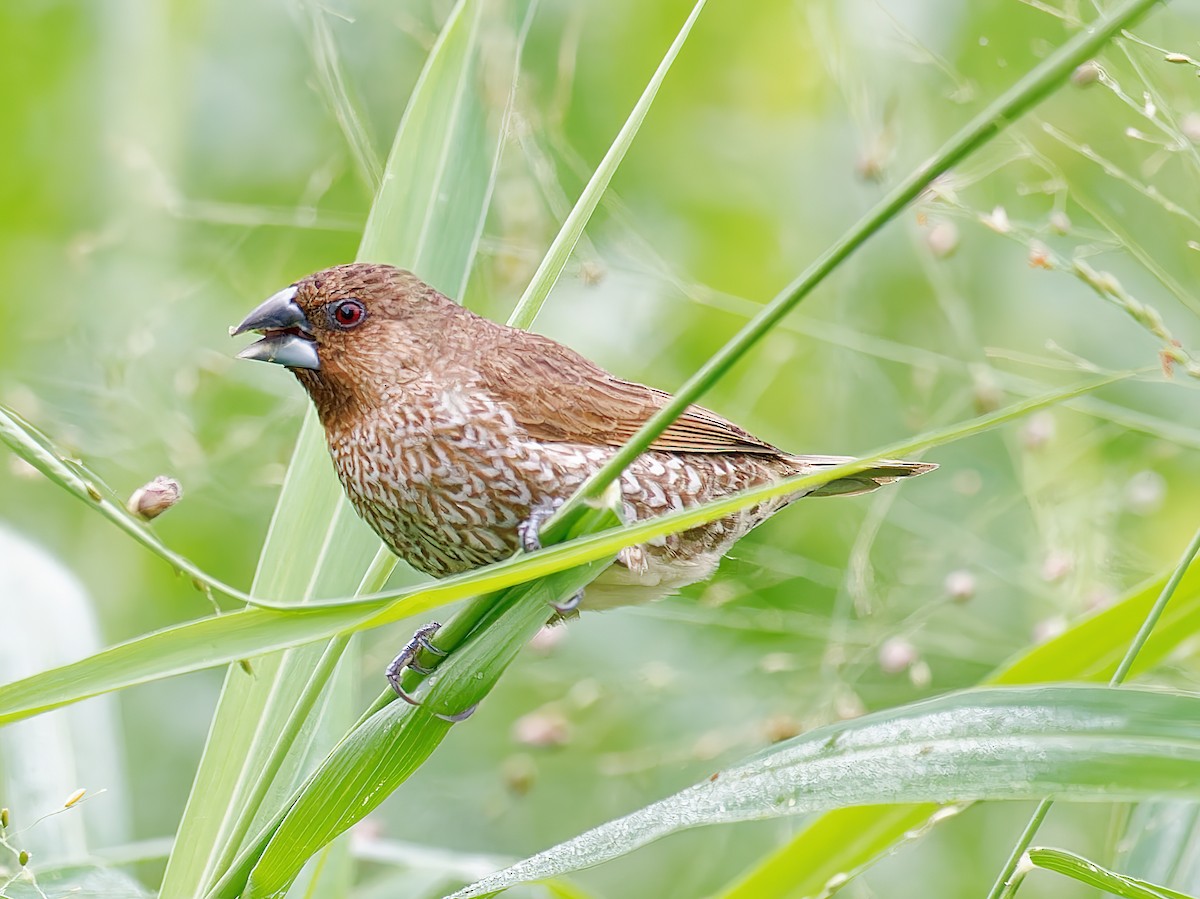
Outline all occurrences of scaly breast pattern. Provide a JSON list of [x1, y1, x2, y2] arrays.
[[324, 378, 795, 589]]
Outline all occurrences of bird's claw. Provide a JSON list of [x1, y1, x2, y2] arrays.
[[438, 702, 479, 723], [385, 622, 475, 723], [517, 504, 556, 555], [385, 622, 441, 704], [552, 590, 583, 616], [519, 504, 585, 615]]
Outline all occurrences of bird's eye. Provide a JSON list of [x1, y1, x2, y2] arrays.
[[330, 299, 366, 330]]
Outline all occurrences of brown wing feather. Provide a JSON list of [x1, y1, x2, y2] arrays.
[[472, 327, 782, 454]]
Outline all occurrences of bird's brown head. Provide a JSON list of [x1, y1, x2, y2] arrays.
[[232, 262, 463, 423]]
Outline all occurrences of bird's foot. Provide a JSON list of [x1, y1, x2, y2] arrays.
[[518, 504, 585, 615], [517, 501, 561, 554], [551, 590, 583, 616], [385, 622, 476, 723]]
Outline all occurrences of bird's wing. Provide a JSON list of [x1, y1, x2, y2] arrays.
[[474, 330, 782, 454]]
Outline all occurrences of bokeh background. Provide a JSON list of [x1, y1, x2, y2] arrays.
[[4, 0, 1200, 896]]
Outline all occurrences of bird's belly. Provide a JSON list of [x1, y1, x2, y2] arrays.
[[328, 406, 793, 592], [583, 549, 721, 609], [328, 412, 606, 577]]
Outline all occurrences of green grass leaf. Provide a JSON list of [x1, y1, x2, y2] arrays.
[[506, 0, 706, 331], [232, 501, 621, 899], [1026, 847, 1197, 899], [544, 0, 1166, 532], [0, 371, 1143, 731], [451, 685, 1200, 897], [161, 2, 531, 895]]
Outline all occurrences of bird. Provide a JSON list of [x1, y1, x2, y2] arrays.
[[233, 262, 935, 614]]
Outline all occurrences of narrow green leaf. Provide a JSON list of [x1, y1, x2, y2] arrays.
[[543, 0, 1165, 534], [0, 402, 241, 602], [358, 0, 489, 296], [506, 0, 706, 330], [1027, 847, 1197, 899], [214, 499, 622, 899], [451, 686, 1200, 897], [164, 1, 525, 894], [0, 372, 1141, 728], [716, 561, 1200, 899]]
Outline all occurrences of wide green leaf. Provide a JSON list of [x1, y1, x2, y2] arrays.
[[715, 561, 1200, 899], [451, 685, 1200, 897], [235, 501, 621, 899], [161, 2, 528, 895]]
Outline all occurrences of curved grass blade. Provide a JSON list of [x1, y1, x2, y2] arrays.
[[1026, 847, 1196, 899], [542, 0, 1165, 536], [506, 0, 706, 330], [451, 686, 1200, 897], [0, 372, 1146, 728], [0, 402, 245, 603], [234, 502, 620, 899], [163, 2, 529, 894]]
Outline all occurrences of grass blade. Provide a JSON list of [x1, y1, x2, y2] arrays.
[[162, 2, 526, 894], [451, 685, 1200, 897], [233, 501, 621, 899], [506, 0, 706, 330], [1026, 847, 1196, 899], [0, 373, 1146, 727], [543, 0, 1165, 534]]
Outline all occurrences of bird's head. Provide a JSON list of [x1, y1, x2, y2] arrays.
[[232, 263, 460, 413]]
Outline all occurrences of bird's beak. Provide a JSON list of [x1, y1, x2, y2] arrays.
[[231, 285, 321, 370]]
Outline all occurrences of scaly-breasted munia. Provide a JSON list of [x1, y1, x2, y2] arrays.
[[234, 263, 934, 610]]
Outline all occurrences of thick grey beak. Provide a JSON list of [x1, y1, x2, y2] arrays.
[[231, 285, 321, 370]]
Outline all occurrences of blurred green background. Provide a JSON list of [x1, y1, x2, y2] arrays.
[[4, 0, 1200, 896]]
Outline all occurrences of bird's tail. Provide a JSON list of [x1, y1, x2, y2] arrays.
[[785, 455, 937, 497]]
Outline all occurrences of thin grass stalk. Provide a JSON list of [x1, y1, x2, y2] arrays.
[[542, 0, 1167, 540], [209, 499, 621, 899], [506, 0, 706, 330], [0, 370, 1143, 736], [1026, 848, 1196, 899], [987, 520, 1200, 899], [200, 549, 395, 882]]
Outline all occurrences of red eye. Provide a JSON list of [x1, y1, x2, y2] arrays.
[[331, 299, 365, 329]]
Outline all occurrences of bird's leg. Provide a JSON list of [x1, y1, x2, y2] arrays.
[[518, 501, 585, 615], [384, 622, 443, 700], [516, 501, 561, 555], [385, 622, 476, 723]]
